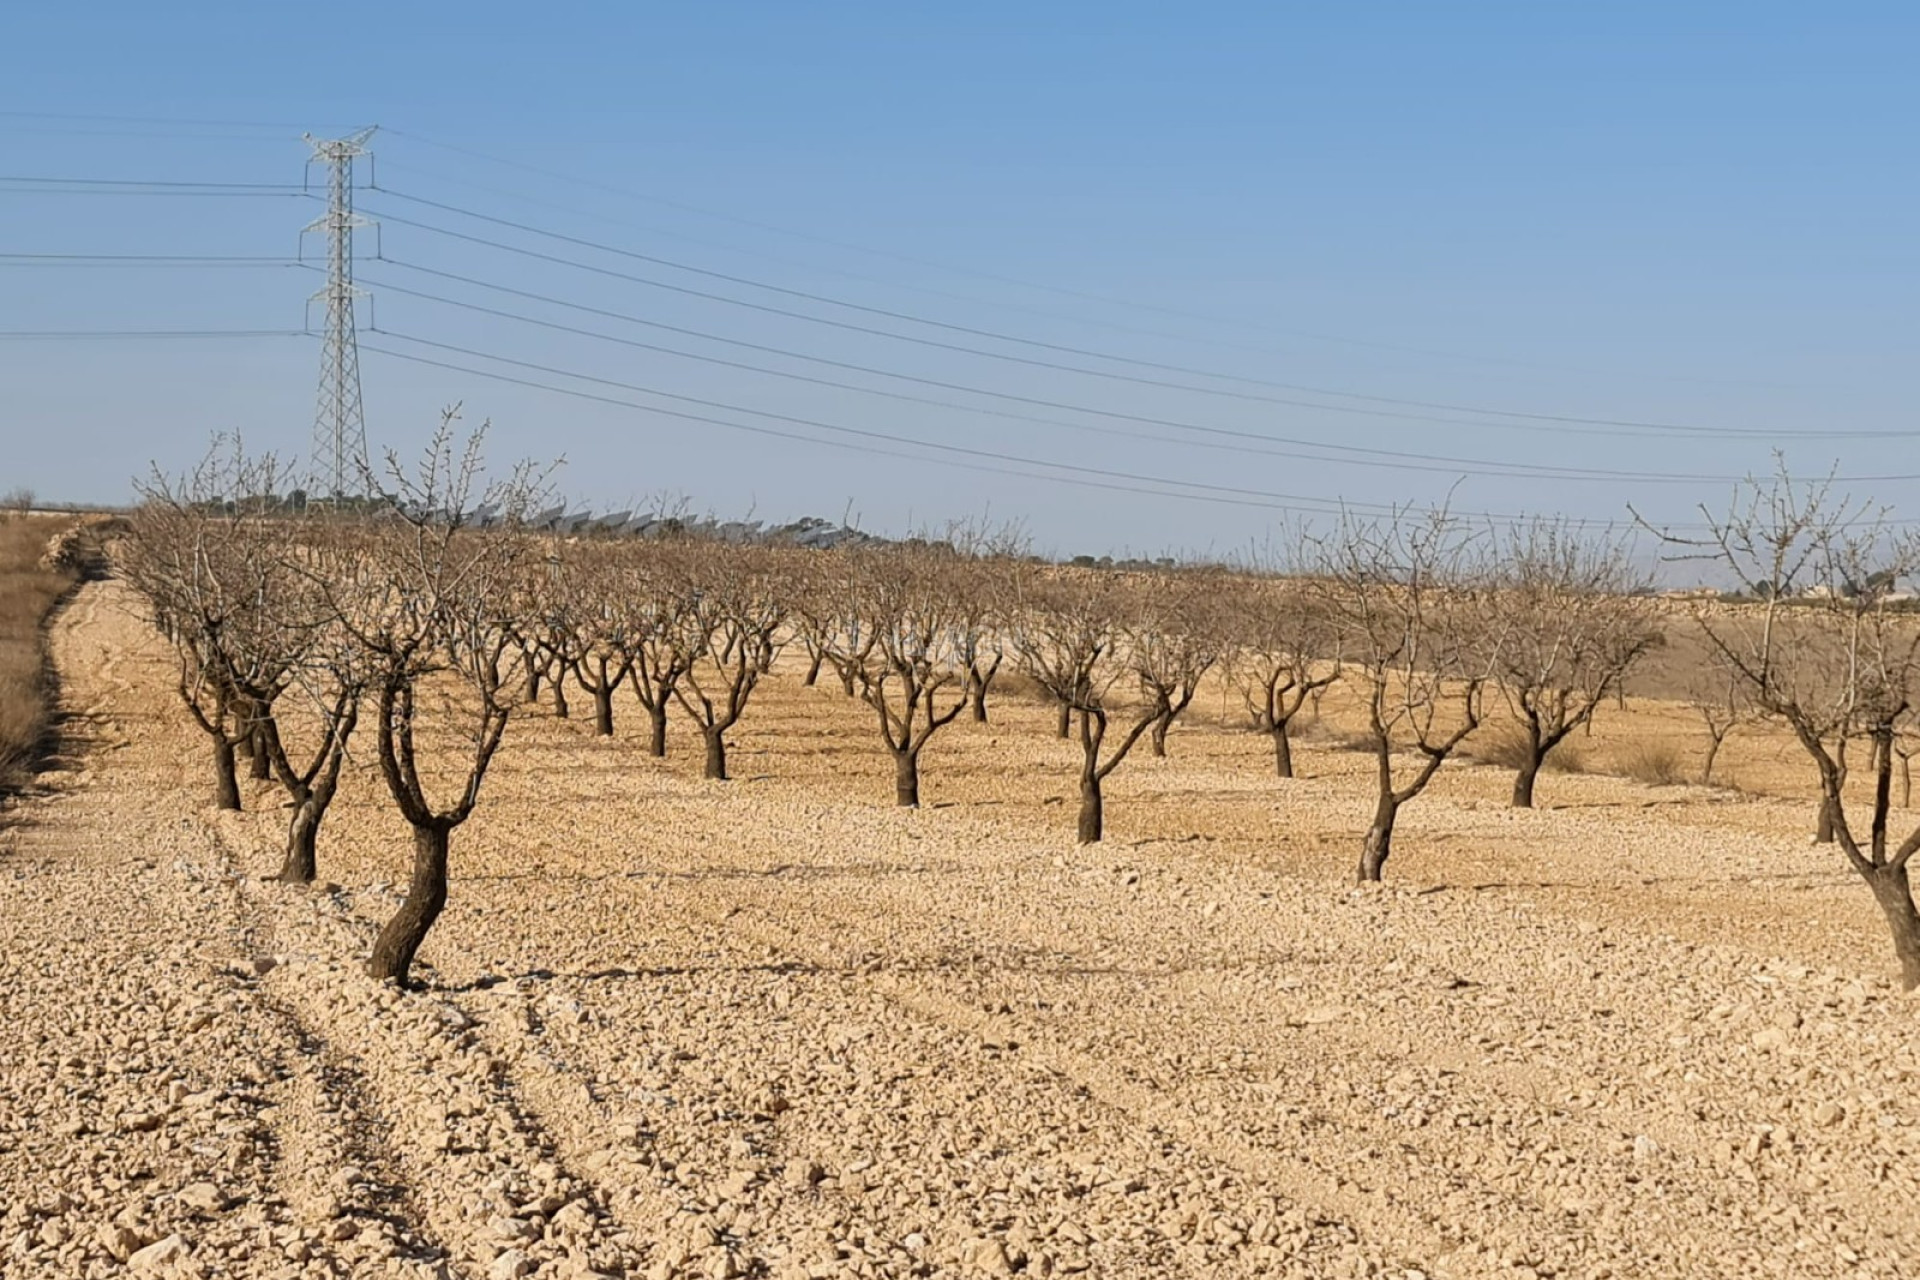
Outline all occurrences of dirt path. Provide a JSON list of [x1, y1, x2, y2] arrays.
[[4, 580, 1919, 1279]]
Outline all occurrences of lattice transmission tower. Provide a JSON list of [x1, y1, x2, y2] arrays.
[[301, 127, 377, 501]]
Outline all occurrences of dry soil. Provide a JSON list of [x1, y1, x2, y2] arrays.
[[2, 578, 1918, 1279]]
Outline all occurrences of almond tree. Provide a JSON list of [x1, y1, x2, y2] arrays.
[[1687, 668, 1747, 786], [1229, 576, 1341, 779], [558, 545, 641, 736], [845, 549, 972, 806], [1653, 468, 1920, 988], [939, 520, 1025, 722], [333, 413, 545, 986], [624, 546, 699, 758], [673, 543, 786, 781], [1013, 571, 1160, 843], [953, 574, 1007, 724], [124, 444, 299, 812], [1130, 568, 1228, 758], [1319, 509, 1502, 882], [813, 554, 880, 700], [786, 557, 837, 688], [1492, 520, 1662, 807], [255, 522, 369, 884]]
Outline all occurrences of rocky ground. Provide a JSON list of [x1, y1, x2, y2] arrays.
[[2, 578, 1917, 1278]]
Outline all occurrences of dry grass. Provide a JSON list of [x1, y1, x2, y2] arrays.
[[1466, 725, 1596, 775], [0, 517, 77, 790], [1616, 738, 1688, 787]]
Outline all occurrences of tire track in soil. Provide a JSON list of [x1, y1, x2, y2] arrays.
[[460, 835, 1432, 1279], [660, 871, 1458, 1271], [215, 848, 653, 1280], [202, 818, 468, 1276], [646, 846, 1786, 1280]]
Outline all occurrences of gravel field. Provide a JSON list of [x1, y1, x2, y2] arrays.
[[3, 578, 1919, 1278]]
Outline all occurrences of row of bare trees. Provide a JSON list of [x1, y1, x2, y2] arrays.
[[121, 428, 1920, 991], [126, 419, 546, 985]]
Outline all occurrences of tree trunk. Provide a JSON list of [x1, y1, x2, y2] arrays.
[[278, 800, 319, 885], [1077, 770, 1103, 844], [804, 649, 824, 687], [551, 675, 569, 720], [1903, 755, 1912, 809], [838, 668, 857, 697], [1816, 800, 1836, 845], [1150, 712, 1171, 758], [248, 723, 272, 780], [593, 685, 614, 736], [1272, 722, 1294, 779], [1702, 733, 1725, 785], [1511, 752, 1541, 809], [1359, 794, 1397, 882], [368, 824, 451, 986], [1863, 863, 1920, 992], [971, 681, 989, 722], [524, 660, 543, 704], [212, 736, 241, 811], [647, 703, 668, 758], [703, 730, 728, 781], [1056, 701, 1072, 740], [894, 748, 920, 808]]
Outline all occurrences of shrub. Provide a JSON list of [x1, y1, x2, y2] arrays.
[[1466, 726, 1532, 769], [1617, 740, 1687, 787], [1465, 726, 1592, 774], [0, 519, 78, 791], [1541, 738, 1594, 775]]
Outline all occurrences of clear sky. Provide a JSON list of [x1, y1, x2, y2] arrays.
[[2, 1, 1915, 558]]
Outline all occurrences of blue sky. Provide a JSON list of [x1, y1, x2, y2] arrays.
[[2, 2, 1915, 557]]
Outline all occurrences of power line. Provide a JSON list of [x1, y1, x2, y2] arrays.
[[368, 329, 1747, 522], [0, 174, 306, 191], [364, 333, 1920, 533], [386, 126, 1763, 387], [364, 340, 1342, 515], [362, 334, 1420, 518], [364, 206, 1702, 444], [0, 254, 301, 267], [364, 333, 1753, 531], [362, 262, 1749, 485], [0, 109, 320, 130], [375, 156, 1362, 371], [0, 185, 312, 200], [364, 190, 1878, 443], [0, 330, 310, 342]]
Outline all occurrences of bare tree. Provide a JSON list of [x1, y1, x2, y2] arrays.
[[1649, 467, 1920, 988], [623, 547, 699, 758], [1319, 509, 1501, 882], [672, 544, 785, 781], [1130, 568, 1227, 758], [332, 413, 545, 986], [1013, 571, 1160, 843], [939, 519, 1026, 723], [252, 522, 371, 884], [1228, 575, 1341, 779], [844, 549, 972, 806], [1687, 668, 1747, 786], [1492, 520, 1662, 807], [556, 544, 641, 737], [815, 554, 880, 700], [124, 443, 299, 812], [785, 557, 836, 688], [955, 587, 1006, 724]]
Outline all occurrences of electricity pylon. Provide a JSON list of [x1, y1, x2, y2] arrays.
[[302, 127, 376, 501]]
